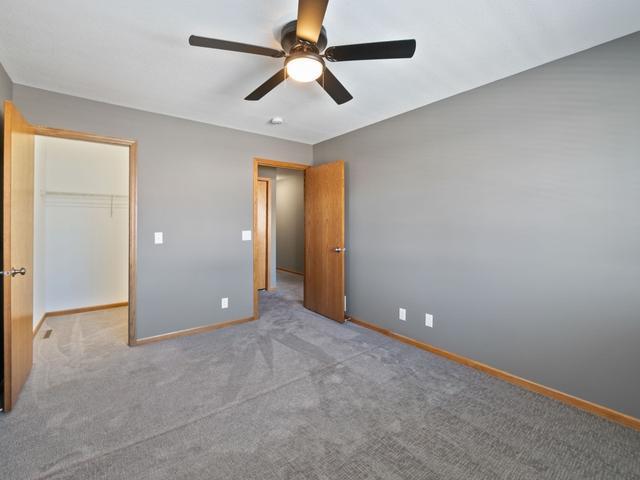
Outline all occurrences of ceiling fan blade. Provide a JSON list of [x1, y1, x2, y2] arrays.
[[296, 0, 329, 43], [245, 69, 287, 101], [325, 39, 416, 62], [317, 67, 353, 105], [189, 35, 285, 58]]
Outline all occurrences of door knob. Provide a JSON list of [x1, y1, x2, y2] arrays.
[[1, 267, 27, 277], [333, 247, 346, 253]]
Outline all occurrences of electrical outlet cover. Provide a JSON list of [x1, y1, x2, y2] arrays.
[[425, 313, 433, 328]]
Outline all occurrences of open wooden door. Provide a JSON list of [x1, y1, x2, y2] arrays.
[[2, 101, 35, 411], [255, 177, 270, 290], [304, 160, 345, 322]]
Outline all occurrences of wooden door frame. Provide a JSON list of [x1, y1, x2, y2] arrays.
[[256, 176, 273, 291], [32, 125, 138, 346], [253, 158, 309, 319]]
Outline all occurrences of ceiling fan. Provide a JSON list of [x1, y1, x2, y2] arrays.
[[189, 0, 416, 105]]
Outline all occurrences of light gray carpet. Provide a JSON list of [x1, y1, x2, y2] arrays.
[[1, 271, 638, 479]]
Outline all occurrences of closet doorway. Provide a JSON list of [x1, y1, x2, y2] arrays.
[[32, 135, 132, 345]]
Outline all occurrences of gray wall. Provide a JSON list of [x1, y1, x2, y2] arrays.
[[257, 166, 278, 287], [1, 61, 13, 165], [314, 32, 640, 418], [13, 85, 312, 339], [275, 169, 304, 274], [0, 61, 12, 124]]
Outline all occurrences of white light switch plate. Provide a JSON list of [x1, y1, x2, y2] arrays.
[[221, 297, 229, 309], [242, 230, 252, 241], [425, 313, 433, 328], [154, 232, 163, 245], [399, 308, 406, 321]]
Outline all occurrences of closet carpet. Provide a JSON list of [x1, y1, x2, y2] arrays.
[[1, 271, 638, 479]]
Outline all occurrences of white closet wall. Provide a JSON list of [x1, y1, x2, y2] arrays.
[[34, 136, 129, 326]]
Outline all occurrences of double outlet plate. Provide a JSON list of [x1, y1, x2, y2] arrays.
[[399, 308, 433, 327]]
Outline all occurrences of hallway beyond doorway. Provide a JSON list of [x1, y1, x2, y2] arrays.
[[260, 270, 303, 305]]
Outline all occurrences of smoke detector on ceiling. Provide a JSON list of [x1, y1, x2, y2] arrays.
[[269, 116, 284, 125]]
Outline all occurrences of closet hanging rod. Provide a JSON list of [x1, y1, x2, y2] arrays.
[[42, 190, 128, 198]]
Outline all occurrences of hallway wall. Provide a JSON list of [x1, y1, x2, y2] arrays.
[[275, 169, 304, 274], [256, 166, 305, 286]]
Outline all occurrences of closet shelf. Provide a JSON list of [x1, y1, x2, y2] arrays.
[[42, 190, 128, 198], [42, 191, 128, 217]]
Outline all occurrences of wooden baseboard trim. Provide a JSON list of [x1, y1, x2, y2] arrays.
[[33, 314, 47, 338], [45, 302, 129, 319], [134, 316, 255, 346], [276, 267, 304, 276], [34, 302, 129, 337], [349, 316, 640, 431]]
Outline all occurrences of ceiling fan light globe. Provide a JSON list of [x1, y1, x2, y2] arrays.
[[286, 56, 324, 83]]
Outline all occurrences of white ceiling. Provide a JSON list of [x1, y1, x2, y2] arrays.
[[1, 0, 639, 144]]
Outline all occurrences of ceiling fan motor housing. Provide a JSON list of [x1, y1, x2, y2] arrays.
[[280, 20, 328, 53], [285, 44, 324, 66]]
